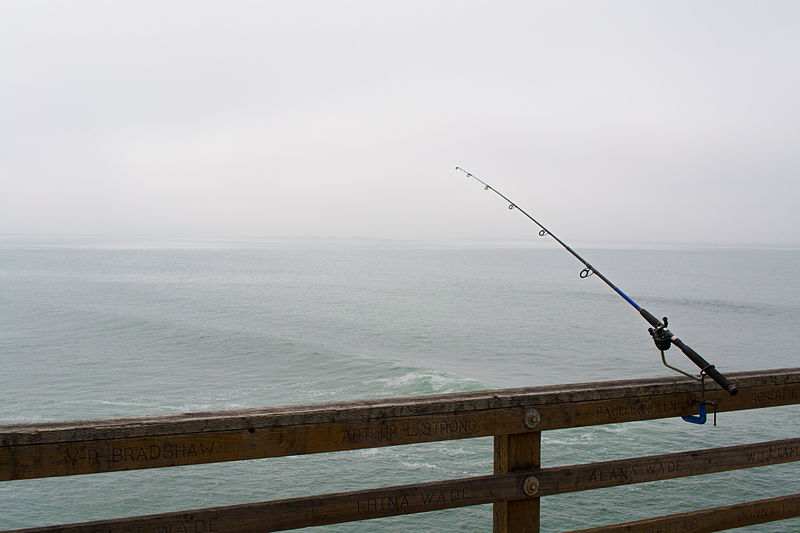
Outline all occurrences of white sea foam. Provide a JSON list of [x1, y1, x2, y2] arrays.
[[399, 461, 443, 471], [372, 370, 484, 395]]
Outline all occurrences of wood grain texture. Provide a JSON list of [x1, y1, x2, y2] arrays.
[[0, 408, 528, 480], [535, 437, 800, 497], [3, 473, 528, 533], [4, 438, 797, 533], [493, 432, 541, 533], [565, 493, 800, 533], [3, 369, 797, 445], [2, 369, 798, 481]]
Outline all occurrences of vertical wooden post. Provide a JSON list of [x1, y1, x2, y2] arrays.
[[493, 431, 540, 533]]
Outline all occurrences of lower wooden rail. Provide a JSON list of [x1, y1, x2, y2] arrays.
[[1, 368, 799, 531], [6, 438, 799, 533], [566, 494, 800, 533]]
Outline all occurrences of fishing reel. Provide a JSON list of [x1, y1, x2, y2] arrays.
[[648, 316, 719, 425], [648, 316, 673, 352], [648, 316, 694, 378]]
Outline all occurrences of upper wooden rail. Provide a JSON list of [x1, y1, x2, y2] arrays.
[[1, 367, 798, 532], [3, 368, 798, 481]]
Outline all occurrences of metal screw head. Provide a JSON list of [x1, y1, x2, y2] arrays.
[[524, 408, 541, 429], [523, 476, 540, 496]]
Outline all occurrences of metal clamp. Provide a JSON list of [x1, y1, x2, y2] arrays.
[[524, 408, 541, 429]]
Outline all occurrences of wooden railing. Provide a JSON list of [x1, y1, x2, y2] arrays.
[[1, 368, 799, 532]]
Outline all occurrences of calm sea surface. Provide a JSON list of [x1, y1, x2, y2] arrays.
[[1, 237, 798, 531]]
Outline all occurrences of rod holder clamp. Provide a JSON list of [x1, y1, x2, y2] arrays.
[[523, 476, 540, 496], [524, 408, 541, 429]]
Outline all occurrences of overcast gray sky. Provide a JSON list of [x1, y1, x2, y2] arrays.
[[2, 1, 798, 246]]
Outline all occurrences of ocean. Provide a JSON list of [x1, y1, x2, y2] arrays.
[[0, 236, 798, 532]]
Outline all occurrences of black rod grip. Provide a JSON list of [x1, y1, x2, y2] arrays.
[[671, 337, 739, 396], [639, 308, 663, 328]]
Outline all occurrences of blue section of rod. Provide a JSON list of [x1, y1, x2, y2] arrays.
[[614, 288, 641, 311]]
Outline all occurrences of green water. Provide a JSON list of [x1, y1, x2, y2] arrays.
[[1, 237, 797, 531]]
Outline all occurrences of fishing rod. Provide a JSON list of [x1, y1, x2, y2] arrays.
[[456, 166, 738, 397]]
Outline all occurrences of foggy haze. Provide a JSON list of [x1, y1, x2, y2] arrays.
[[2, 1, 799, 246]]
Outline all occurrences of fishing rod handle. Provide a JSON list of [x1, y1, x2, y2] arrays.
[[639, 309, 663, 328], [640, 308, 738, 396], [671, 338, 739, 396]]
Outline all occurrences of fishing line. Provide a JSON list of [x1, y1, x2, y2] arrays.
[[456, 166, 738, 397]]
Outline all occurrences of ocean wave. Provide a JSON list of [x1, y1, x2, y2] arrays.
[[399, 461, 444, 471], [371, 369, 485, 395]]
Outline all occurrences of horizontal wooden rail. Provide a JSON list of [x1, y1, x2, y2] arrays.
[[3, 368, 798, 532], [2, 368, 798, 481], [566, 493, 800, 533], [7, 438, 799, 532]]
